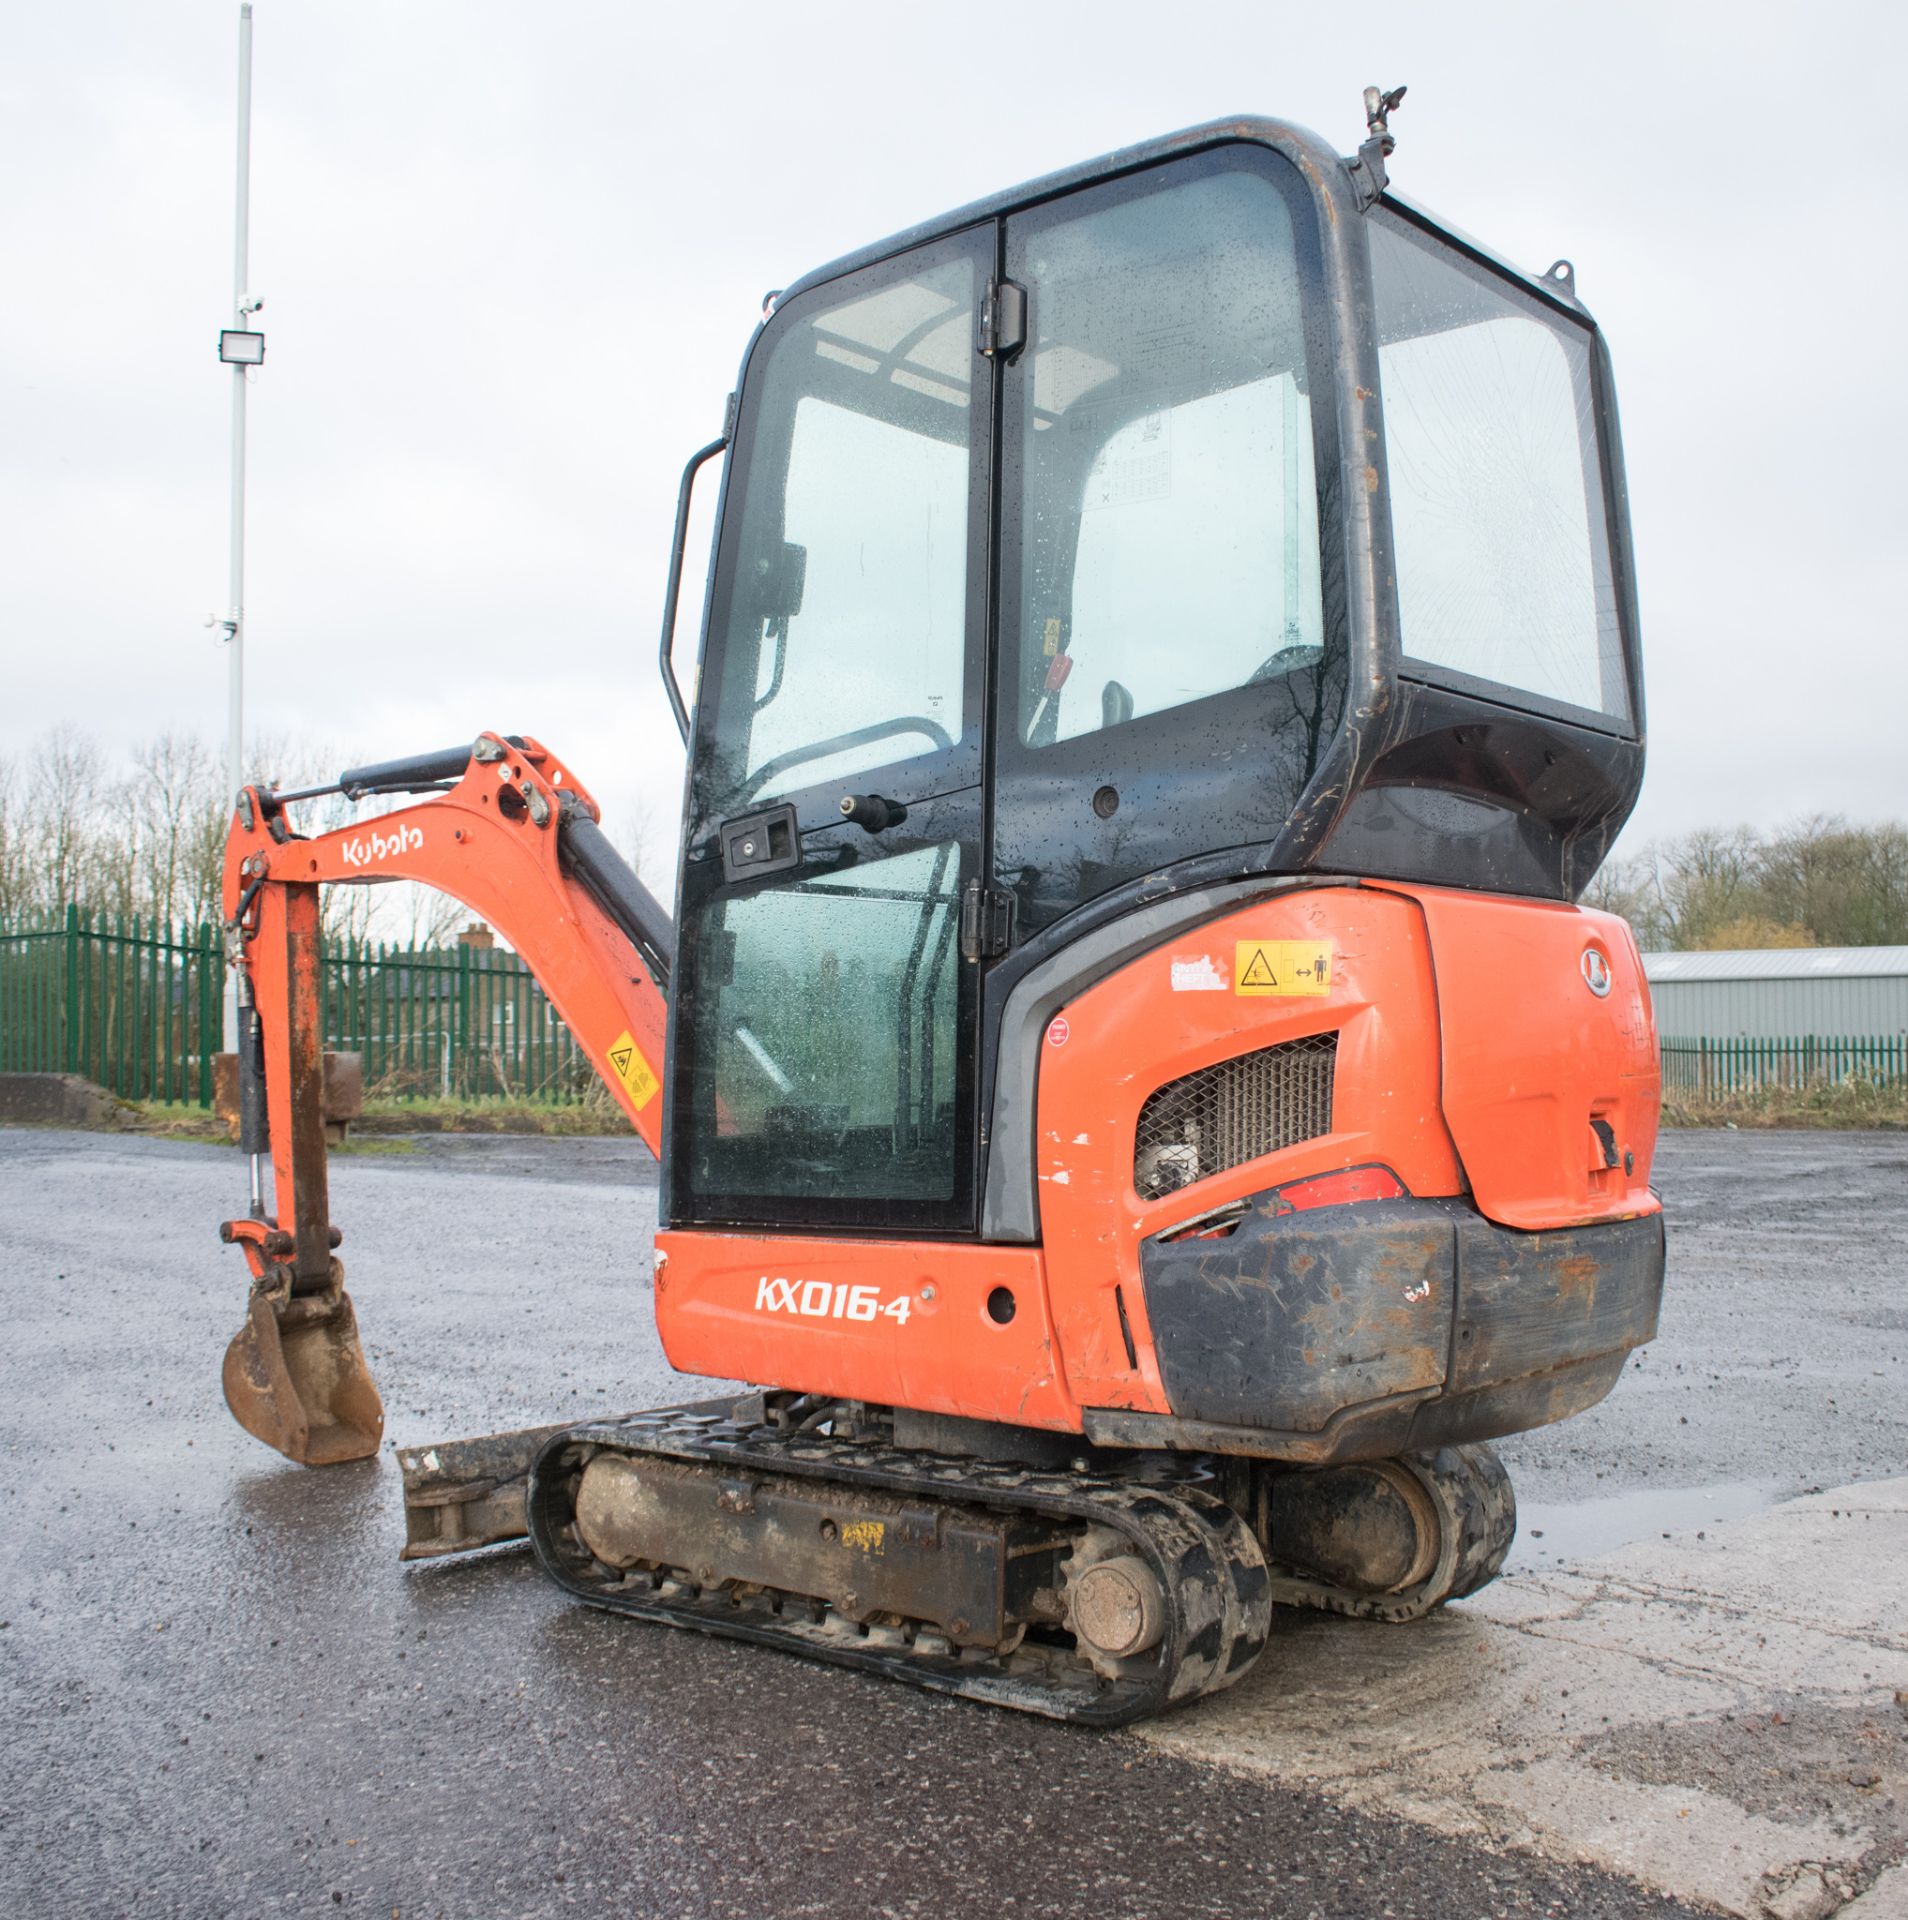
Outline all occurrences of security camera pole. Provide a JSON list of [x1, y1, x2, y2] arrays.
[[215, 2, 264, 1049]]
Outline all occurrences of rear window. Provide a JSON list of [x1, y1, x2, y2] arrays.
[[1369, 212, 1628, 724]]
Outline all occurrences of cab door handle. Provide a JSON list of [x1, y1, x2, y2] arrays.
[[838, 793, 908, 833]]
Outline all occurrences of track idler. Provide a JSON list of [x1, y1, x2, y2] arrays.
[[1264, 1444, 1516, 1622]]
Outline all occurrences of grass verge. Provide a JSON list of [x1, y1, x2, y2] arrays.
[[112, 1080, 1908, 1143], [122, 1092, 633, 1143], [1663, 1078, 1908, 1130]]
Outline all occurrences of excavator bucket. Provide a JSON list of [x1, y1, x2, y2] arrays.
[[222, 1269, 384, 1466]]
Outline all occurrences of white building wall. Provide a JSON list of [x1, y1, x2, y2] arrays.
[[1645, 968, 1908, 1039]]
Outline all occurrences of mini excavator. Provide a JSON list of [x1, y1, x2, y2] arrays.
[[216, 96, 1664, 1725]]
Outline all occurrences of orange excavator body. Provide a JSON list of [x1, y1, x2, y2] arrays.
[[210, 104, 1666, 1722], [653, 882, 1660, 1442]]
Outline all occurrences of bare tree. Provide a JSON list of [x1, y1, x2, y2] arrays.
[[1757, 815, 1908, 948], [1652, 826, 1762, 950], [1581, 851, 1669, 948], [28, 728, 121, 917], [606, 787, 659, 880], [0, 755, 23, 923], [127, 732, 227, 929]]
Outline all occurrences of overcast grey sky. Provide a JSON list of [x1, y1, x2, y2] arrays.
[[4, 1, 1903, 885]]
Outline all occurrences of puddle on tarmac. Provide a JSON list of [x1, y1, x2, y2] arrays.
[[1507, 1482, 1776, 1571]]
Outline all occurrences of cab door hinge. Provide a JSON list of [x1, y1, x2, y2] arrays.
[[978, 278, 1027, 360], [960, 880, 1015, 961]]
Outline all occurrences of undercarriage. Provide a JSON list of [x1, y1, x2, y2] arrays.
[[401, 1397, 1516, 1724]]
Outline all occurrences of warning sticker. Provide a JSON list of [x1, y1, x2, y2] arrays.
[[605, 1029, 660, 1109], [1234, 940, 1334, 998]]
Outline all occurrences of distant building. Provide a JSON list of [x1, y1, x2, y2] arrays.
[[1643, 947, 1908, 1040]]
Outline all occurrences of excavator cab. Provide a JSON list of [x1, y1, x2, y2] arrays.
[[666, 120, 1639, 1239], [216, 109, 1662, 1724]]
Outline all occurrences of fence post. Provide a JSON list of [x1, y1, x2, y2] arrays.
[[198, 924, 217, 1107], [457, 939, 472, 1101], [61, 903, 80, 1074]]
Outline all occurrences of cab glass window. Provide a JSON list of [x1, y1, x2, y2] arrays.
[[1369, 214, 1627, 722], [1007, 154, 1326, 749], [694, 248, 978, 824]]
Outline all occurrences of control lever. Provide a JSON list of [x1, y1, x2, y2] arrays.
[[838, 793, 907, 833]]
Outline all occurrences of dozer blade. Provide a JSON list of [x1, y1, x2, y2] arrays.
[[397, 1421, 579, 1560], [396, 1402, 731, 1559], [223, 1277, 385, 1466]]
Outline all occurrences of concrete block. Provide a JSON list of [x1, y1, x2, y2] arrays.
[[0, 1073, 118, 1129]]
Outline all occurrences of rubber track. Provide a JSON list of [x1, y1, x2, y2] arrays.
[[1268, 1443, 1517, 1624], [526, 1404, 1272, 1726]]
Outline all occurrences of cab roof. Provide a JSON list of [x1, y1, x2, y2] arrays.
[[776, 113, 1594, 325]]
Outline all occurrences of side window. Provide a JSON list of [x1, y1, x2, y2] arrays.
[[1008, 159, 1324, 748], [1369, 216, 1626, 721], [697, 252, 976, 821]]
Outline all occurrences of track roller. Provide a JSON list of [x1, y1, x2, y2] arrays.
[[526, 1401, 1271, 1725]]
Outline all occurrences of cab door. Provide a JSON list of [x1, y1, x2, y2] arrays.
[[990, 143, 1343, 935], [667, 229, 993, 1234]]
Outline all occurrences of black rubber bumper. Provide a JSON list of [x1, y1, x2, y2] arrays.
[[1089, 1196, 1665, 1465]]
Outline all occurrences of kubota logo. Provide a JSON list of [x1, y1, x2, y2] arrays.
[[340, 822, 424, 869], [1581, 946, 1613, 997]]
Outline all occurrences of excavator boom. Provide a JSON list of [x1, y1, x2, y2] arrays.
[[218, 731, 670, 1463]]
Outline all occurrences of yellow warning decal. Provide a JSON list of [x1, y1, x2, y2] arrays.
[[1234, 939, 1334, 997], [605, 1029, 660, 1110], [1042, 617, 1062, 658]]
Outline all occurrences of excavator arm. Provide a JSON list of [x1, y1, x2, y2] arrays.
[[217, 730, 671, 1464]]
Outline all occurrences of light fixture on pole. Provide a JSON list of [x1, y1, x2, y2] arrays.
[[215, 2, 259, 1054]]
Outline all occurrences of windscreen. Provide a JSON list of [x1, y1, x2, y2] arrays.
[[1369, 213, 1628, 724]]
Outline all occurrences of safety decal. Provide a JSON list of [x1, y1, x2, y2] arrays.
[[605, 1029, 660, 1109], [1170, 954, 1228, 992], [1046, 1016, 1071, 1047], [1233, 939, 1333, 997]]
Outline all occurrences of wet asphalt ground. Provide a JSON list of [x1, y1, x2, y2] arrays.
[[2, 1126, 1902, 1920]]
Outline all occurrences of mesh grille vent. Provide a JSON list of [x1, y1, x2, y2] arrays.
[[1133, 1033, 1337, 1200]]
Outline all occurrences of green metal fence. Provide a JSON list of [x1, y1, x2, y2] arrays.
[[1660, 1034, 1908, 1097], [0, 907, 223, 1104], [0, 910, 595, 1106], [321, 937, 594, 1101]]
